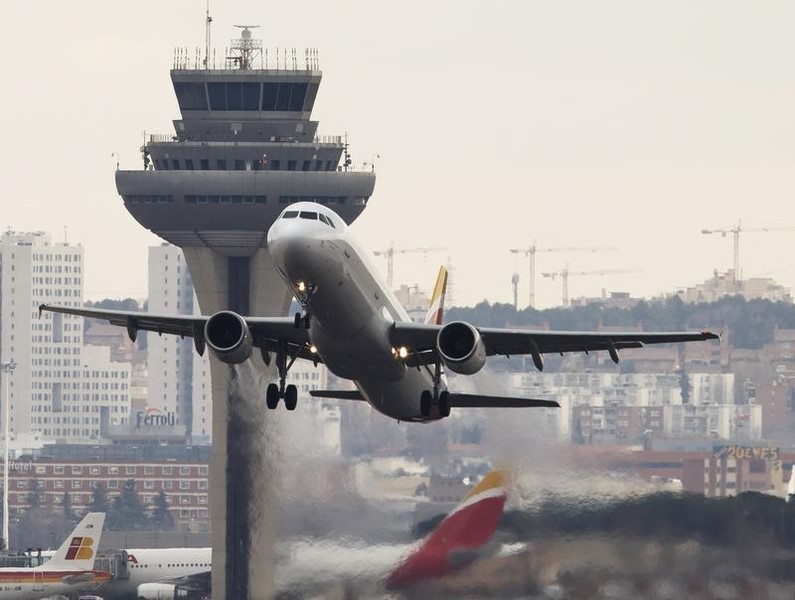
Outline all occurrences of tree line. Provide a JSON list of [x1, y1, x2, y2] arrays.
[[447, 295, 795, 350]]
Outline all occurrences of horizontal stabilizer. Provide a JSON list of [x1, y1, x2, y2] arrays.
[[309, 389, 366, 401], [448, 393, 559, 408]]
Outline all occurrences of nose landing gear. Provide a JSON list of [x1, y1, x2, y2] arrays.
[[293, 283, 316, 329]]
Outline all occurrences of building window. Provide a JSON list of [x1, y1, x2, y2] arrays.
[[162, 466, 172, 476], [126, 466, 136, 475], [216, 159, 227, 170], [234, 160, 245, 171], [287, 160, 296, 171], [180, 466, 191, 476], [200, 159, 209, 170]]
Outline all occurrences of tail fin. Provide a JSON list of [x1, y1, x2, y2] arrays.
[[386, 471, 507, 590], [424, 266, 449, 325], [38, 512, 105, 571]]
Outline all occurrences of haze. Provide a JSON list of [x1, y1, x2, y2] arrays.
[[3, 1, 794, 309]]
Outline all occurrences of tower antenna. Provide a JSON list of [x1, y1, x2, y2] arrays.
[[204, 0, 213, 68]]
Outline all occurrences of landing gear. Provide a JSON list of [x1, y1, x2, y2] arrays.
[[265, 341, 300, 411], [439, 390, 451, 418], [420, 390, 432, 417], [293, 311, 311, 329], [293, 284, 314, 329], [419, 360, 451, 418], [284, 385, 298, 411], [266, 383, 280, 409]]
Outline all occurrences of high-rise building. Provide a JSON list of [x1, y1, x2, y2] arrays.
[[0, 231, 130, 442], [147, 244, 212, 441]]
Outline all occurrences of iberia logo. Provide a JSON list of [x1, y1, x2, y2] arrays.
[[65, 536, 95, 560]]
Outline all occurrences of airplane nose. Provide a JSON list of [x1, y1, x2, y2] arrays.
[[267, 219, 311, 274]]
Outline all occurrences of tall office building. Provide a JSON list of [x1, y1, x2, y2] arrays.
[[147, 244, 212, 441], [0, 231, 130, 441]]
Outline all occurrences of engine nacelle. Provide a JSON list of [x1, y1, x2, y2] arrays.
[[437, 321, 487, 375], [137, 583, 177, 600], [204, 310, 253, 364]]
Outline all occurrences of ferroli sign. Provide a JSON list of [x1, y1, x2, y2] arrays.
[[137, 409, 177, 428], [124, 408, 186, 437]]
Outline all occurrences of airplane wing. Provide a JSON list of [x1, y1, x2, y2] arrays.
[[156, 570, 211, 591], [38, 305, 317, 362], [390, 322, 718, 369]]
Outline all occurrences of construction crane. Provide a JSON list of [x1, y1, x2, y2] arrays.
[[373, 245, 447, 288], [701, 221, 795, 284], [542, 266, 643, 307], [509, 245, 616, 309]]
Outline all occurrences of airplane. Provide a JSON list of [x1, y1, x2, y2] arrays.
[[40, 201, 718, 422], [97, 547, 210, 600], [0, 512, 110, 600], [101, 470, 511, 598]]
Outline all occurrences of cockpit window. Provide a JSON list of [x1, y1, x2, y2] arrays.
[[323, 214, 336, 228], [282, 211, 299, 219], [318, 214, 330, 226], [299, 211, 318, 220]]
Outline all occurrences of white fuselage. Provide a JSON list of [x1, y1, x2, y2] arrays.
[[0, 568, 104, 600], [267, 203, 442, 421], [97, 547, 211, 598]]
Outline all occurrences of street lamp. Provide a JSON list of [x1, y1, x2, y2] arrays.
[[1, 360, 17, 550]]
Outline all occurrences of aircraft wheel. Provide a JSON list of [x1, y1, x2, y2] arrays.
[[294, 312, 302, 329], [420, 390, 432, 417], [304, 313, 311, 329], [439, 391, 451, 418], [284, 384, 298, 411], [266, 383, 280, 410]]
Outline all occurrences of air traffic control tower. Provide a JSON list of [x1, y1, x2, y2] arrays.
[[115, 28, 376, 599]]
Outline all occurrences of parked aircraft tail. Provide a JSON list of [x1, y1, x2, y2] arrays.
[[385, 470, 507, 590], [424, 266, 449, 325], [39, 512, 106, 571]]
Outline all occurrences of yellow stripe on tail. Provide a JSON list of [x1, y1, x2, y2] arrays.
[[462, 470, 506, 503], [424, 266, 449, 325]]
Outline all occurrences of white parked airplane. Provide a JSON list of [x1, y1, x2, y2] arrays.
[[0, 512, 109, 600], [41, 202, 717, 421], [97, 547, 210, 600]]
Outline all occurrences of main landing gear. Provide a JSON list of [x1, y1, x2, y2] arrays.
[[265, 341, 299, 411], [419, 357, 451, 418], [420, 389, 450, 418]]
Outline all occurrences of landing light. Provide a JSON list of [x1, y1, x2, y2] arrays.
[[398, 346, 408, 359], [297, 281, 307, 292], [309, 345, 317, 354]]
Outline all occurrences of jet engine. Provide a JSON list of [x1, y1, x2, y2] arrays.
[[204, 310, 253, 364], [137, 583, 178, 600], [437, 321, 486, 375]]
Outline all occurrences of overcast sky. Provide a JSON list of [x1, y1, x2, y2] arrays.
[[2, 1, 794, 309]]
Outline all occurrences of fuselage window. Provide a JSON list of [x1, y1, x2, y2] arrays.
[[299, 211, 318, 220], [282, 211, 299, 219]]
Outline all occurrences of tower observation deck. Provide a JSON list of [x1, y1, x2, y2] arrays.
[[118, 27, 375, 254], [115, 27, 376, 600]]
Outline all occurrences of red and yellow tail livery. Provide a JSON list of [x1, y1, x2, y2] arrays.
[[385, 470, 507, 590]]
